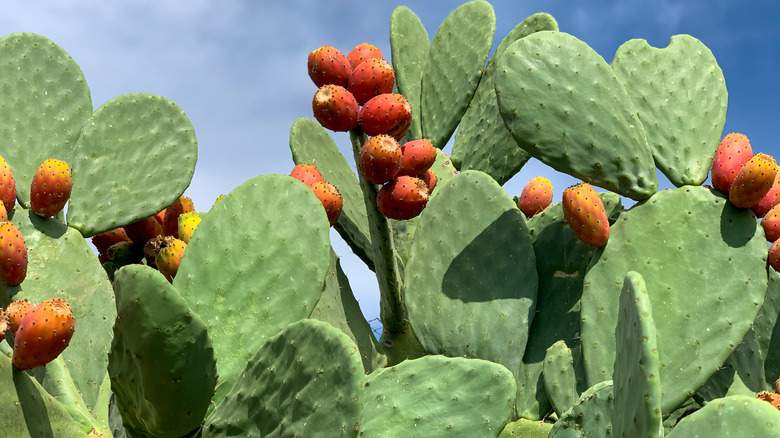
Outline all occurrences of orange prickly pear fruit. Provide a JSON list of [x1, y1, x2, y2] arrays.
[[348, 58, 395, 105], [359, 135, 403, 185], [0, 221, 27, 286], [398, 139, 437, 177], [562, 183, 610, 247], [0, 156, 16, 213], [312, 85, 359, 132], [308, 45, 352, 88], [178, 212, 201, 244], [711, 133, 753, 194], [124, 215, 164, 248], [155, 236, 187, 283], [376, 176, 430, 220], [729, 153, 777, 209], [290, 164, 325, 188], [310, 181, 343, 226], [163, 196, 195, 237], [30, 158, 72, 218], [0, 308, 7, 342], [6, 299, 34, 334], [758, 391, 780, 410], [346, 43, 384, 70], [422, 169, 437, 194], [91, 227, 131, 254], [0, 202, 6, 223], [518, 177, 554, 218], [359, 93, 412, 141], [753, 173, 780, 217], [762, 204, 780, 243], [770, 239, 780, 273], [12, 297, 76, 370]]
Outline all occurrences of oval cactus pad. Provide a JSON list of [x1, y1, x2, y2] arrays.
[[581, 186, 768, 414], [496, 31, 657, 200]]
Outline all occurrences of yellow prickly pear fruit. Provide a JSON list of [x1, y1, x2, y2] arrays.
[[178, 211, 201, 244]]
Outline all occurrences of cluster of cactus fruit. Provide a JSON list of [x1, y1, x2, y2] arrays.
[[2, 1, 780, 437]]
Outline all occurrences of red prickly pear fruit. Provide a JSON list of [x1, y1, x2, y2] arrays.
[[312, 85, 359, 132], [359, 135, 403, 185], [771, 239, 780, 273], [91, 227, 131, 254], [290, 164, 325, 188], [124, 216, 164, 247], [422, 169, 437, 194], [12, 297, 75, 370], [376, 176, 430, 220], [307, 45, 352, 88], [163, 196, 195, 237], [348, 58, 395, 105], [398, 139, 437, 177], [711, 133, 753, 194], [562, 183, 610, 247], [0, 221, 27, 286], [6, 299, 34, 334], [359, 93, 412, 141], [729, 153, 777, 208], [30, 158, 72, 218], [346, 43, 384, 70], [518, 177, 554, 218], [753, 173, 780, 217], [310, 181, 343, 226], [0, 156, 15, 212], [155, 236, 187, 283], [762, 204, 780, 243]]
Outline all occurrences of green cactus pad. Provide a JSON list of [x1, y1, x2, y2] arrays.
[[420, 0, 495, 149], [581, 186, 768, 415], [516, 192, 622, 419], [612, 271, 663, 438], [0, 33, 92, 207], [311, 248, 386, 373], [548, 380, 614, 438], [612, 35, 728, 186], [495, 31, 658, 200], [290, 117, 374, 271], [110, 265, 217, 438], [0, 353, 90, 437], [451, 13, 558, 183], [696, 327, 768, 402], [390, 6, 429, 141], [542, 340, 580, 417], [360, 355, 516, 437], [173, 174, 331, 405], [1, 209, 115, 414], [498, 419, 553, 438], [404, 170, 537, 389], [66, 93, 197, 236], [755, 266, 780, 384], [203, 319, 365, 437], [666, 395, 780, 437]]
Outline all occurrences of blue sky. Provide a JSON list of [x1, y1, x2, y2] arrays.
[[3, 0, 778, 333]]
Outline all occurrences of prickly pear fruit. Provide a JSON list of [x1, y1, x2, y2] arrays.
[[359, 93, 412, 140], [30, 158, 72, 218], [307, 45, 352, 88], [348, 58, 395, 105], [91, 227, 131, 254], [729, 153, 777, 209], [771, 240, 780, 273], [359, 135, 402, 185], [422, 169, 437, 194], [758, 391, 780, 410], [562, 183, 610, 247], [398, 139, 436, 177], [0, 221, 27, 286], [312, 85, 359, 132], [753, 174, 780, 217], [0, 309, 7, 342], [712, 133, 753, 194], [155, 236, 187, 283], [12, 297, 75, 370], [346, 43, 384, 70], [163, 196, 195, 237], [762, 204, 780, 243], [6, 299, 33, 334], [124, 216, 164, 247], [107, 240, 144, 266], [518, 177, 554, 218], [376, 175, 429, 220], [0, 202, 6, 223], [310, 181, 343, 226], [178, 211, 202, 244], [290, 164, 325, 188], [153, 208, 167, 227], [0, 156, 15, 212]]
